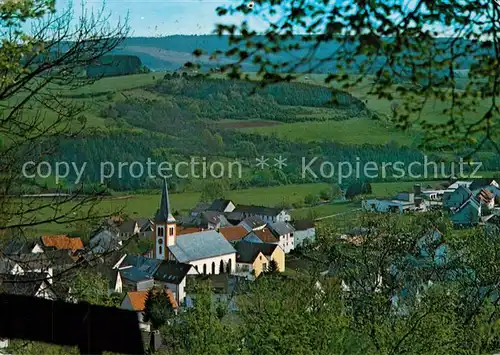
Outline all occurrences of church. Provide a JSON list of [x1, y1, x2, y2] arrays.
[[152, 179, 236, 275]]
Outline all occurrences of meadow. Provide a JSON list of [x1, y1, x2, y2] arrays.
[[25, 179, 454, 235]]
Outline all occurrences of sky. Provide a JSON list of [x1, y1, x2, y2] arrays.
[[58, 0, 269, 37]]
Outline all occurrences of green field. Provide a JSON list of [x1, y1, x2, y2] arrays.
[[242, 119, 417, 146], [25, 179, 464, 235], [213, 72, 495, 145]]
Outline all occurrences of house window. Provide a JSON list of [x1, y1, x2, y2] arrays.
[[157, 226, 164, 237], [259, 255, 262, 260]]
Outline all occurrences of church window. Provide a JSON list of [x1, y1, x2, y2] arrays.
[[157, 226, 164, 237], [159, 246, 163, 255], [169, 227, 174, 236]]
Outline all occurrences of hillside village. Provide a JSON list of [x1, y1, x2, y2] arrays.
[[2, 177, 500, 350], [362, 178, 500, 227], [0, 179, 316, 351]]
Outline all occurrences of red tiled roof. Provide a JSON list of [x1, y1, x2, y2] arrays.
[[218, 226, 248, 242], [176, 226, 202, 235], [127, 291, 148, 311], [477, 188, 494, 203], [126, 289, 178, 312], [253, 228, 279, 243], [41, 235, 83, 251]]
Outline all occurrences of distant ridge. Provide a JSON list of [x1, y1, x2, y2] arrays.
[[113, 35, 486, 74]]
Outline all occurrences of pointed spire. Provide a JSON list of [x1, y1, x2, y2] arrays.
[[156, 178, 176, 223]]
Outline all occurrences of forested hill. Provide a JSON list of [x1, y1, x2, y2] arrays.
[[115, 35, 484, 74]]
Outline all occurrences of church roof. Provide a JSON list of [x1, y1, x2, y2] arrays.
[[168, 230, 236, 263], [155, 178, 176, 223]]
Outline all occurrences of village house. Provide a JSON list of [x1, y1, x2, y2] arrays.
[[152, 179, 237, 276], [153, 260, 192, 306], [292, 220, 316, 248], [231, 205, 291, 223], [180, 211, 231, 230], [234, 242, 273, 278], [234, 241, 285, 277], [268, 221, 295, 254], [89, 228, 122, 254], [207, 199, 236, 213], [120, 290, 178, 332], [117, 217, 154, 239], [450, 197, 482, 226], [190, 202, 210, 217], [115, 254, 161, 292], [362, 195, 424, 213], [443, 185, 473, 211]]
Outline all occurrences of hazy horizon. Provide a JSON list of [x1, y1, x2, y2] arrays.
[[60, 0, 268, 37]]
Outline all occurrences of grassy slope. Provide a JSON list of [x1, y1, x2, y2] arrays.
[[243, 119, 415, 146], [230, 73, 494, 145]]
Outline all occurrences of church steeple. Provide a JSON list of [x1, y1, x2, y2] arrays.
[[156, 178, 176, 224], [153, 178, 177, 260]]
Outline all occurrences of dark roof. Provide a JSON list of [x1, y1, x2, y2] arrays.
[[233, 204, 285, 217], [470, 178, 499, 191], [226, 211, 244, 222], [200, 211, 222, 224], [0, 273, 51, 297], [191, 202, 210, 213], [293, 220, 315, 230], [235, 241, 279, 263], [89, 229, 120, 254], [208, 199, 233, 212], [153, 260, 192, 284], [44, 249, 77, 267], [120, 255, 162, 277], [156, 178, 176, 223], [269, 222, 295, 236], [2, 239, 36, 255], [8, 253, 54, 271], [118, 220, 137, 234], [136, 218, 154, 232], [181, 212, 231, 229], [239, 216, 267, 231], [119, 268, 153, 283]]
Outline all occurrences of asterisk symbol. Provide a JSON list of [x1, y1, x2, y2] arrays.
[[255, 156, 269, 169], [273, 156, 287, 169]]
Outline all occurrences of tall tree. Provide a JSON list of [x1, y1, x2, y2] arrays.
[[143, 287, 176, 330], [0, 0, 129, 243]]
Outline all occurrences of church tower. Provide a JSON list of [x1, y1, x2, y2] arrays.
[[153, 178, 176, 260]]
